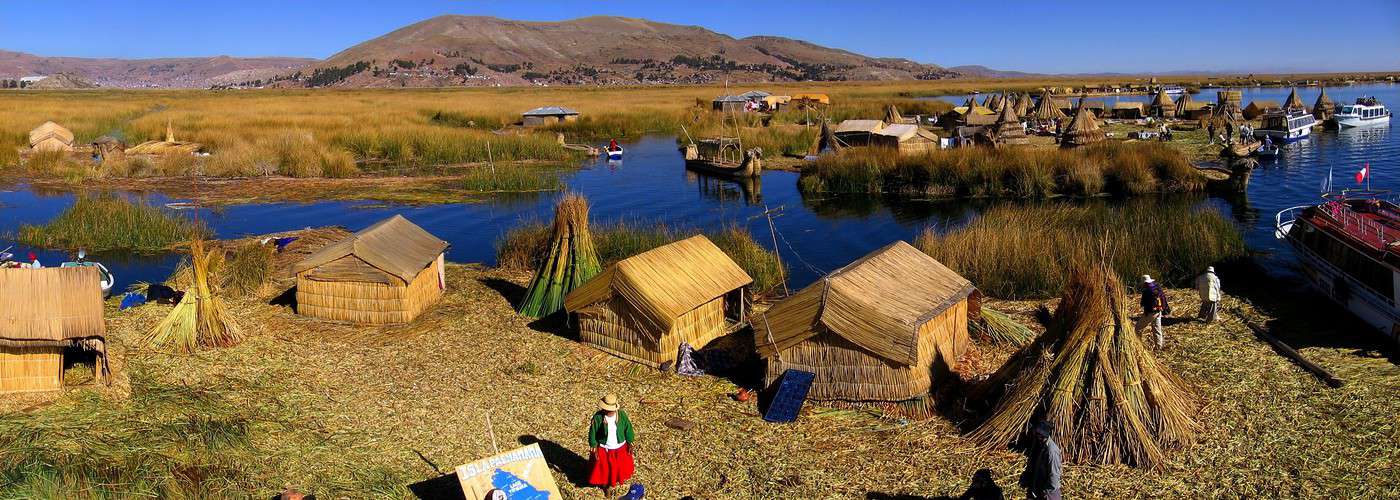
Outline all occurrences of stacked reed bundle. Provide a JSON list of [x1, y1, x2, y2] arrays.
[[971, 307, 1034, 346], [146, 239, 242, 353], [968, 261, 1197, 469], [519, 194, 601, 318]]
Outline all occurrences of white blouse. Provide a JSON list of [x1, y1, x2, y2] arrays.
[[601, 414, 625, 450]]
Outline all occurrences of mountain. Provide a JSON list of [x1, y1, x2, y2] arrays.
[[0, 50, 313, 88], [948, 65, 1041, 79], [297, 15, 958, 87]]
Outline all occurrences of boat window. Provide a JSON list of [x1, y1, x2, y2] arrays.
[[1294, 223, 1396, 300]]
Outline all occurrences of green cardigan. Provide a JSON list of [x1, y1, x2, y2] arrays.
[[587, 410, 635, 449]]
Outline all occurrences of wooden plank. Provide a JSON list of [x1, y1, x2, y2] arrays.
[[1235, 312, 1344, 388]]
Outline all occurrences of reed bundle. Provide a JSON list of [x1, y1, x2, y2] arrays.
[[145, 239, 242, 353], [518, 194, 601, 318], [968, 261, 1197, 469], [972, 306, 1034, 346]]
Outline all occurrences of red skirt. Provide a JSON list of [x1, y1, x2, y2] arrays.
[[588, 444, 635, 487]]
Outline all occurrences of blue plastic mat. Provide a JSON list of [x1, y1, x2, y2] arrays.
[[763, 369, 815, 423]]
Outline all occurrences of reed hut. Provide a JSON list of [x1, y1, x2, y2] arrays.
[[522, 106, 580, 126], [28, 121, 74, 153], [293, 215, 448, 324], [873, 124, 940, 155], [993, 100, 1029, 145], [834, 119, 886, 147], [884, 105, 917, 125], [969, 262, 1197, 469], [955, 97, 997, 126], [1243, 100, 1280, 120], [791, 93, 831, 107], [125, 121, 203, 155], [1175, 93, 1210, 119], [712, 96, 749, 113], [1028, 91, 1067, 122], [1312, 88, 1335, 120], [564, 235, 752, 368], [1061, 99, 1106, 147], [1, 267, 106, 393], [1149, 89, 1176, 118], [1213, 91, 1245, 125], [1111, 102, 1146, 119], [1012, 93, 1031, 118], [1283, 88, 1306, 110], [754, 241, 974, 402]]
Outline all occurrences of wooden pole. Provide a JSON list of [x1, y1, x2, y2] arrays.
[[1234, 311, 1344, 388]]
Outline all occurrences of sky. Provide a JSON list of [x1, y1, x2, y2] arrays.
[[2, 0, 1398, 74]]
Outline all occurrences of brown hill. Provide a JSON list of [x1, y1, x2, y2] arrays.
[[0, 50, 313, 88], [303, 15, 957, 87]]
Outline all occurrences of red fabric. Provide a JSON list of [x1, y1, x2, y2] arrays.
[[588, 444, 635, 487]]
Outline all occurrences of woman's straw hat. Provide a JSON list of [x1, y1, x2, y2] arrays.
[[599, 393, 620, 412]]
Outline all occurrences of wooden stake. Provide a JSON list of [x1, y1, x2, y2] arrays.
[[1234, 311, 1344, 388]]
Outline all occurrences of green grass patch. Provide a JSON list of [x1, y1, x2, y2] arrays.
[[914, 200, 1245, 299], [461, 165, 564, 193], [16, 195, 208, 252]]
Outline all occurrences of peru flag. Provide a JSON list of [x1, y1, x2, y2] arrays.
[[1356, 163, 1370, 184]]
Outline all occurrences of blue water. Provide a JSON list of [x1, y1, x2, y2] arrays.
[[1, 84, 1395, 294]]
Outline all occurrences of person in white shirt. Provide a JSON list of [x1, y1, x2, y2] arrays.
[[1196, 266, 1222, 323]]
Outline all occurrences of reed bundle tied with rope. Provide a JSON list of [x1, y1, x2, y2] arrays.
[[971, 306, 1035, 346], [968, 261, 1197, 469], [145, 239, 242, 352], [519, 194, 601, 318]]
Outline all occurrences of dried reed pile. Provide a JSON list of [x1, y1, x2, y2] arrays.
[[145, 239, 241, 353], [972, 306, 1035, 346], [969, 261, 1197, 469], [518, 194, 601, 318]]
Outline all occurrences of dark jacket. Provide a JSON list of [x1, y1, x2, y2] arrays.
[[1141, 282, 1170, 315], [587, 410, 635, 449], [1019, 437, 1062, 493]]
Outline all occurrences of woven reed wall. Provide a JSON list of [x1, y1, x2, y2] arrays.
[[766, 299, 968, 402], [0, 345, 62, 393], [579, 295, 727, 368], [296, 260, 443, 324]]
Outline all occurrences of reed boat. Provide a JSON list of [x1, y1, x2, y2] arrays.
[[1221, 139, 1263, 158], [1276, 191, 1400, 343], [1333, 97, 1391, 128], [683, 138, 762, 178], [1253, 108, 1316, 142]]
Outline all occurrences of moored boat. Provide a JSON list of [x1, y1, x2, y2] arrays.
[[1162, 85, 1186, 97], [1333, 97, 1391, 128], [1276, 192, 1400, 342], [684, 139, 762, 178], [60, 250, 114, 297], [1254, 108, 1316, 142]]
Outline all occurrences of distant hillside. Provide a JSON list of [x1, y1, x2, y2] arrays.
[[0, 50, 313, 88], [948, 65, 1041, 79], [292, 15, 959, 88]]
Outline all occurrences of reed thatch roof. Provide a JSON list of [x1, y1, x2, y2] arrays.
[[1062, 99, 1105, 146], [1173, 93, 1195, 116], [835, 119, 886, 134], [565, 235, 752, 334], [968, 263, 1197, 469], [1243, 100, 1280, 120], [885, 105, 916, 125], [1283, 88, 1306, 110], [295, 215, 449, 284], [0, 267, 105, 347], [1012, 93, 1031, 117], [1028, 91, 1067, 120], [755, 241, 974, 366], [28, 121, 74, 148], [876, 124, 938, 143], [1313, 88, 1335, 119], [1149, 90, 1174, 117]]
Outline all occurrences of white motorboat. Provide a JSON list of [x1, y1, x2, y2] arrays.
[[1334, 97, 1391, 128], [60, 250, 115, 297], [1254, 108, 1316, 142]]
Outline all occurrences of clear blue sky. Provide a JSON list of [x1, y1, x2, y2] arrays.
[[2, 0, 1397, 73]]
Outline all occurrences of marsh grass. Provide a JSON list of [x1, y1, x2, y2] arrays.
[[460, 165, 564, 193], [16, 195, 208, 252], [497, 220, 787, 294], [914, 200, 1245, 298], [802, 142, 1204, 198]]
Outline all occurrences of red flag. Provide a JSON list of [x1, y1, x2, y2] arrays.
[[1356, 163, 1369, 184]]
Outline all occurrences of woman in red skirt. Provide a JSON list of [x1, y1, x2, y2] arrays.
[[587, 393, 635, 495]]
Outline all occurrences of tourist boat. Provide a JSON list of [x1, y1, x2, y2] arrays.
[[61, 250, 115, 297], [1334, 97, 1391, 128], [1275, 192, 1400, 341], [1162, 85, 1186, 97], [683, 138, 762, 178], [1253, 108, 1316, 142]]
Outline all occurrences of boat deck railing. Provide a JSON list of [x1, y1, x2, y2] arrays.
[[1319, 200, 1400, 250]]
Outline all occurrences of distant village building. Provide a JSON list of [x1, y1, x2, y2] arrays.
[[1111, 102, 1146, 119], [521, 106, 580, 127], [712, 95, 749, 113]]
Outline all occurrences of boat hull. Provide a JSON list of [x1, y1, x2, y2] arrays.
[[685, 159, 759, 178], [1335, 114, 1391, 128], [1276, 215, 1400, 343], [1253, 127, 1310, 143]]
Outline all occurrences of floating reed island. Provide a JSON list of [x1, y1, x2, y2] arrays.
[[16, 195, 207, 252]]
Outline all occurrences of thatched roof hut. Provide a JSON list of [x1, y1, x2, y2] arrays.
[[28, 121, 74, 152], [885, 105, 917, 125], [1111, 102, 1146, 119], [712, 95, 749, 113], [125, 122, 203, 155], [1, 267, 106, 393], [1213, 91, 1245, 125], [955, 97, 997, 126], [1012, 93, 1031, 118], [834, 119, 886, 146], [1027, 91, 1067, 121], [1312, 88, 1335, 120], [1061, 99, 1105, 147], [969, 263, 1197, 469], [522, 106, 580, 126], [1173, 93, 1195, 117], [1149, 89, 1175, 118], [1243, 100, 1281, 120], [994, 99, 1029, 145], [293, 215, 448, 324], [1283, 88, 1306, 110], [755, 241, 975, 403], [565, 235, 752, 368], [873, 124, 940, 155]]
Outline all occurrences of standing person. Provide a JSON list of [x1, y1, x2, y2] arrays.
[[1139, 275, 1171, 348], [1019, 421, 1062, 500], [1207, 122, 1216, 145], [1196, 267, 1222, 323], [1225, 121, 1235, 144], [587, 393, 635, 496]]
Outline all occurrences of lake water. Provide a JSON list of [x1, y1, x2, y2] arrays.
[[1, 84, 1395, 294]]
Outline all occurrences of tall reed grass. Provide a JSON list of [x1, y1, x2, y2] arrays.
[[913, 200, 1244, 299], [497, 221, 786, 294], [801, 142, 1204, 198], [16, 195, 208, 251], [461, 165, 564, 193]]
